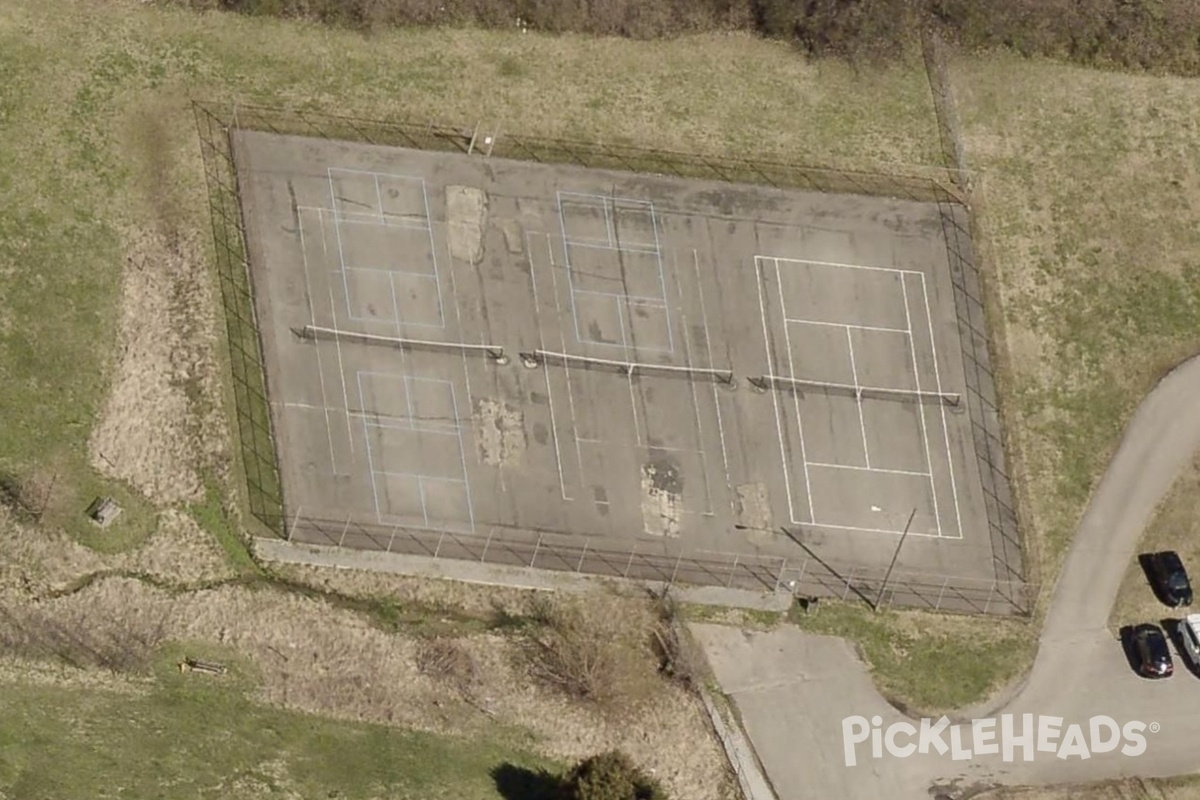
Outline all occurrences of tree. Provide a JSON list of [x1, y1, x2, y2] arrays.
[[561, 750, 667, 800]]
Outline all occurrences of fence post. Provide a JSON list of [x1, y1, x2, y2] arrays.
[[841, 568, 856, 601], [480, 528, 494, 562], [386, 524, 399, 553], [623, 545, 637, 578], [936, 577, 949, 611], [773, 557, 788, 593], [576, 541, 589, 573], [434, 530, 446, 558], [530, 534, 543, 568], [338, 515, 350, 548], [727, 555, 740, 588], [983, 582, 996, 615], [670, 552, 684, 586], [793, 558, 808, 593]]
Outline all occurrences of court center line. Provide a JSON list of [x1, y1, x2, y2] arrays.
[[755, 256, 797, 525], [418, 178, 447, 328], [448, 381, 477, 533], [556, 191, 585, 343], [694, 248, 733, 506], [845, 326, 871, 469], [773, 256, 816, 523], [527, 232, 571, 501], [902, 273, 941, 537], [920, 272, 964, 541], [297, 209, 338, 476], [649, 202, 675, 354], [803, 521, 943, 538]]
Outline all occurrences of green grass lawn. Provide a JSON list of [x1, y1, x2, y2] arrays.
[[0, 648, 555, 800]]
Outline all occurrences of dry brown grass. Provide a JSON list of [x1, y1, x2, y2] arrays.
[[6, 575, 732, 800]]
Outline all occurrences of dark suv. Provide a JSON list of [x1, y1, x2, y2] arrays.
[[1128, 624, 1174, 678], [1145, 551, 1194, 607]]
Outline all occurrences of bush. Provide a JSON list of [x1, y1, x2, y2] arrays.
[[520, 596, 658, 711], [562, 750, 667, 800]]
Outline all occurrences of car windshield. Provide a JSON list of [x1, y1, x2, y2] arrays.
[[1169, 573, 1190, 590]]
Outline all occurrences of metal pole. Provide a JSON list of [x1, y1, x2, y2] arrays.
[[338, 515, 351, 548], [530, 534, 543, 568], [287, 504, 304, 543], [875, 508, 918, 612], [576, 541, 589, 573]]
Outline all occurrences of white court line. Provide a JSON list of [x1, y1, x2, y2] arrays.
[[377, 470, 467, 484], [773, 257, 815, 523], [786, 318, 910, 335], [804, 521, 943, 538], [556, 192, 585, 343], [297, 210, 338, 475], [449, 381, 476, 533], [769, 255, 924, 277], [442, 214, 476, 420], [845, 326, 871, 469], [902, 273, 941, 537], [573, 288, 667, 306], [562, 238, 660, 256], [649, 202, 674, 353], [322, 209, 430, 231], [807, 461, 931, 478], [373, 174, 385, 222], [342, 265, 440, 278], [602, 196, 614, 246], [418, 178, 447, 329], [920, 272, 964, 540], [673, 249, 715, 516], [694, 249, 732, 505], [526, 232, 571, 502], [317, 208, 355, 454], [356, 371, 384, 522], [546, 233, 587, 489], [755, 257, 797, 525]]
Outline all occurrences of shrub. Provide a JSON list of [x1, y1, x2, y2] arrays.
[[562, 750, 667, 800]]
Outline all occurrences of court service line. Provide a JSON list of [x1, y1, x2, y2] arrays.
[[786, 318, 910, 336], [773, 257, 816, 523], [442, 215, 475, 415], [805, 521, 943, 538], [920, 273, 964, 540], [355, 371, 384, 522], [562, 239, 660, 256], [555, 192, 586, 344], [693, 249, 733, 504], [526, 232, 571, 501], [316, 207, 356, 454], [297, 209, 338, 475], [769, 255, 924, 277], [648, 202, 675, 354], [902, 273, 941, 536], [755, 257, 797, 525], [807, 461, 931, 478], [845, 327, 872, 469], [547, 233, 587, 483]]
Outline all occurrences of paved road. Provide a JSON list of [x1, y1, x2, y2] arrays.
[[695, 356, 1200, 799]]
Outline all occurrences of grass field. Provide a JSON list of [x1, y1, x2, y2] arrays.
[[0, 650, 555, 799]]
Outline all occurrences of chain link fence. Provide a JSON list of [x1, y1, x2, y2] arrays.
[[196, 100, 1027, 614], [286, 511, 1033, 616]]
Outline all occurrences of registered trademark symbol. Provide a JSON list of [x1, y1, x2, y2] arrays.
[[1149, 722, 1161, 733]]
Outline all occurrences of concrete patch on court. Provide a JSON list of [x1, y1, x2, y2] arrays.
[[734, 483, 772, 532], [641, 458, 683, 538], [473, 397, 525, 468], [445, 185, 487, 264]]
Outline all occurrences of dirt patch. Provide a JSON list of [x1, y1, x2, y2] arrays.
[[640, 459, 683, 538]]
